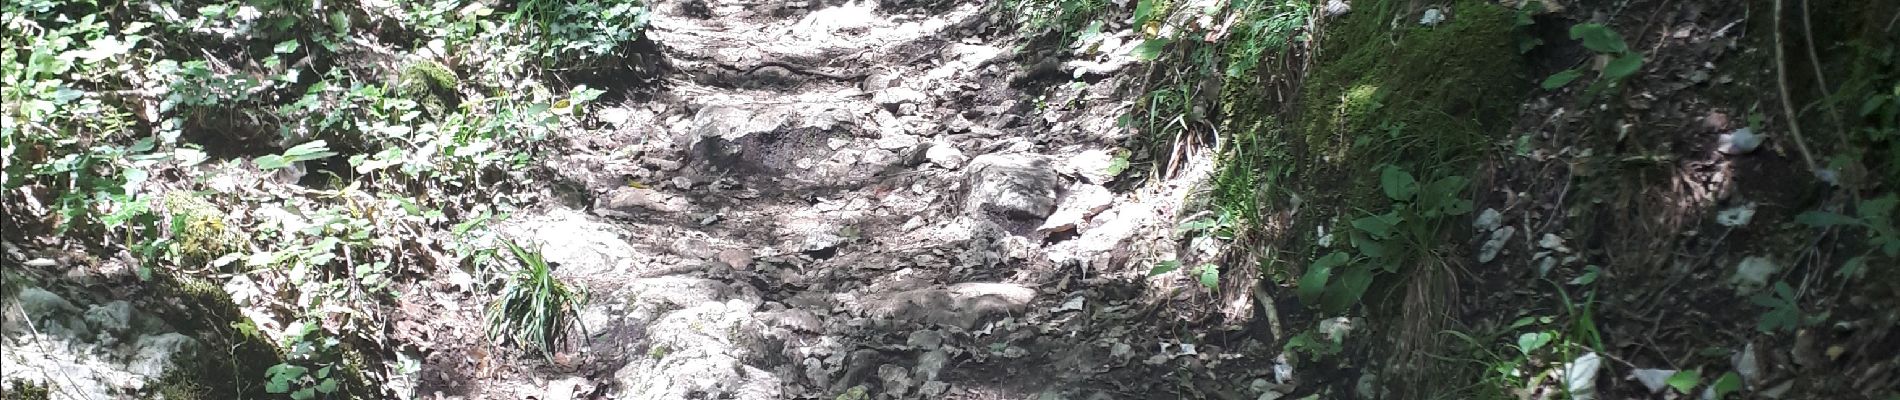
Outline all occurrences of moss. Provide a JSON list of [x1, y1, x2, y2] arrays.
[[161, 192, 241, 268], [150, 273, 285, 399], [397, 60, 462, 116], [1298, 0, 1525, 174], [1272, 0, 1527, 396], [154, 369, 210, 400]]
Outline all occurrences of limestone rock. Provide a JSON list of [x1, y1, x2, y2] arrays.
[[924, 143, 968, 169], [962, 154, 1058, 221]]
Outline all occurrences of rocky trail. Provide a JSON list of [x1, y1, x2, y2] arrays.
[[420, 1, 1273, 399], [15, 0, 1891, 398]]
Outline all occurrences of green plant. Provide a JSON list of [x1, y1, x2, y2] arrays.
[[1300, 165, 1471, 314], [1540, 23, 1644, 93], [1666, 369, 1702, 394], [487, 240, 587, 359], [261, 320, 346, 400], [509, 0, 652, 70], [1708, 371, 1743, 399], [1750, 281, 1803, 333], [1796, 193, 1897, 279], [2, 379, 51, 400], [1283, 329, 1344, 359]]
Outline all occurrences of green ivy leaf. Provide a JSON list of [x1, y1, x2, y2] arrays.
[[1666, 369, 1701, 394], [1603, 52, 1644, 81], [274, 39, 301, 54], [1380, 165, 1418, 202], [292, 387, 317, 400], [1541, 69, 1583, 89], [1569, 23, 1628, 54], [1130, 38, 1171, 62], [1298, 252, 1351, 303]]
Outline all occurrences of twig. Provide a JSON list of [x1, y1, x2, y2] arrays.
[[1772, 0, 1822, 176], [1800, 0, 1844, 131]]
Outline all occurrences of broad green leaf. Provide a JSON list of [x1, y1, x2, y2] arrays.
[[1298, 252, 1351, 303], [292, 387, 317, 400], [1603, 52, 1644, 80], [1569, 265, 1600, 285], [1859, 95, 1890, 117], [1666, 370, 1701, 394], [283, 140, 337, 162], [1421, 175, 1470, 214], [1709, 371, 1742, 399], [1149, 260, 1182, 277], [1131, 38, 1172, 61], [266, 379, 292, 393], [1380, 165, 1418, 201], [1320, 265, 1373, 313], [274, 39, 301, 54], [1351, 212, 1400, 239], [1442, 199, 1474, 216], [1794, 211, 1860, 228], [1133, 0, 1158, 26], [1516, 332, 1553, 354], [1541, 69, 1583, 89], [52, 87, 85, 103], [1837, 255, 1868, 279], [254, 155, 291, 170], [1774, 281, 1795, 299], [174, 148, 208, 166], [1196, 264, 1220, 289], [1859, 194, 1896, 219], [1351, 231, 1389, 258], [72, 37, 136, 62], [1177, 218, 1217, 233], [315, 378, 339, 394], [1569, 23, 1628, 54]]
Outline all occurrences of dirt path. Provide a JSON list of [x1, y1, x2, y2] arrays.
[[404, 1, 1288, 399]]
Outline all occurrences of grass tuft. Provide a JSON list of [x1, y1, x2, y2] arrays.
[[486, 240, 587, 360]]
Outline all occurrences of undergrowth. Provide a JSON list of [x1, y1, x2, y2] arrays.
[[3, 0, 620, 396]]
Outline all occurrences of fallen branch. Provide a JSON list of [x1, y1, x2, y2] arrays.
[[1772, 0, 1821, 177]]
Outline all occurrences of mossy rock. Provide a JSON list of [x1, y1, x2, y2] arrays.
[[161, 192, 243, 268], [397, 60, 462, 116], [1297, 0, 1526, 174], [150, 273, 286, 399]]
